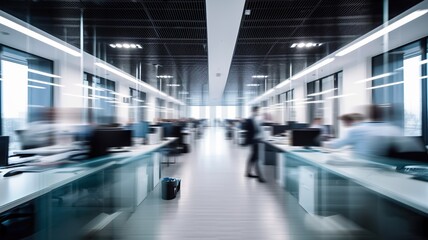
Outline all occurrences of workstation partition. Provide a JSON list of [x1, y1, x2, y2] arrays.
[[265, 141, 428, 239], [0, 138, 176, 240]]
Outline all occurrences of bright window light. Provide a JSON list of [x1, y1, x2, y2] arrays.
[[28, 69, 61, 78], [307, 88, 337, 97], [336, 9, 428, 57], [0, 16, 81, 57], [367, 81, 404, 90], [28, 84, 45, 89], [354, 73, 394, 84], [28, 78, 63, 87]]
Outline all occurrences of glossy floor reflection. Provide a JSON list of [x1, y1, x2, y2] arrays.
[[117, 127, 367, 240]]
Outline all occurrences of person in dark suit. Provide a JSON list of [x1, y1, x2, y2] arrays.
[[244, 106, 266, 183]]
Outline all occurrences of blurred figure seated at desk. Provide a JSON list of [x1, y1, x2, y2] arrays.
[[309, 117, 330, 140], [325, 105, 402, 157], [16, 108, 57, 150]]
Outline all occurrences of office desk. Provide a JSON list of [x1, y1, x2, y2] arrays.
[[0, 138, 176, 239], [264, 140, 428, 239]]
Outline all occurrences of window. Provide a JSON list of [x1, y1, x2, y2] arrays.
[[83, 73, 116, 124], [0, 46, 54, 150], [372, 41, 423, 136], [129, 88, 147, 122], [306, 72, 341, 134]]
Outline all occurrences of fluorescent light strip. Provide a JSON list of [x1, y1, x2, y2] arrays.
[[307, 88, 337, 97], [0, 16, 81, 57], [28, 69, 61, 78], [252, 75, 268, 78], [336, 9, 428, 57], [64, 93, 95, 100], [133, 99, 145, 103], [421, 76, 428, 80], [367, 81, 404, 90], [249, 57, 334, 104], [28, 84, 45, 89], [354, 73, 394, 84], [265, 88, 275, 95], [285, 98, 310, 103], [28, 105, 45, 108], [95, 62, 184, 105], [92, 95, 114, 100], [299, 100, 325, 104], [327, 93, 356, 99], [110, 92, 132, 98], [28, 79, 63, 87], [291, 58, 335, 80], [420, 59, 428, 65], [76, 84, 105, 91]]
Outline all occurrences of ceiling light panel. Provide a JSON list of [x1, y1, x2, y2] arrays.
[[110, 43, 143, 49]]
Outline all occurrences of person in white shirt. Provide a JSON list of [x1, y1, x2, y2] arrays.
[[326, 105, 402, 157]]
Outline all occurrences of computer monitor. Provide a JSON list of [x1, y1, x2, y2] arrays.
[[130, 121, 149, 138], [272, 125, 289, 136], [0, 136, 9, 167], [89, 128, 132, 158], [290, 123, 309, 130], [291, 129, 321, 148], [160, 122, 173, 138]]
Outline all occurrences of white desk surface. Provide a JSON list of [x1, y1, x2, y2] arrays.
[[265, 141, 428, 215], [0, 138, 176, 213]]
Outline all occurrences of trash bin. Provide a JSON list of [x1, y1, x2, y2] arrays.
[[161, 177, 180, 200]]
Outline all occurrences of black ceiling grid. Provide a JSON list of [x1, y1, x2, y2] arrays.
[[0, 0, 423, 106], [222, 0, 422, 106]]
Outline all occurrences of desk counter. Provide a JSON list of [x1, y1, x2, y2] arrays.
[[0, 138, 176, 214]]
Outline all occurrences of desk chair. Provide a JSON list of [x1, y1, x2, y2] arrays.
[[161, 126, 184, 166]]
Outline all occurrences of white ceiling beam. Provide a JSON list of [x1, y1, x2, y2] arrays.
[[206, 0, 246, 105]]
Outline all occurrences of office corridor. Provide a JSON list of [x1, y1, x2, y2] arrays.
[[118, 127, 344, 240]]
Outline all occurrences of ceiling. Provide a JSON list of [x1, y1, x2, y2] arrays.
[[0, 0, 423, 106]]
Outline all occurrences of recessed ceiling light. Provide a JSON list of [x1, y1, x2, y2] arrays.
[[157, 75, 173, 79], [252, 75, 268, 78], [291, 42, 323, 48], [109, 43, 142, 49]]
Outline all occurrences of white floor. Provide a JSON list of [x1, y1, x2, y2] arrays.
[[117, 127, 370, 240]]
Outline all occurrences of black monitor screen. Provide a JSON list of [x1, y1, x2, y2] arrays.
[[160, 123, 173, 138], [272, 125, 289, 136], [89, 129, 132, 157], [290, 123, 309, 130], [291, 129, 321, 147]]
